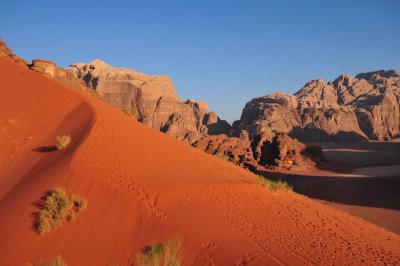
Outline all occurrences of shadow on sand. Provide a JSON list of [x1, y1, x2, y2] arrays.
[[32, 146, 58, 153], [258, 170, 400, 211]]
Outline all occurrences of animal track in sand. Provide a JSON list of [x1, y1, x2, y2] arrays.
[[194, 182, 400, 265], [80, 107, 169, 221], [234, 253, 260, 266]]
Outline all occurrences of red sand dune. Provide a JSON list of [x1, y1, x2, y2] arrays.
[[0, 57, 399, 265]]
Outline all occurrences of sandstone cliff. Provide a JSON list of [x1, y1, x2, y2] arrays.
[[65, 60, 230, 142], [233, 71, 400, 142]]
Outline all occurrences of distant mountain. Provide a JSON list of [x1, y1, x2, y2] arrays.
[[233, 71, 400, 142]]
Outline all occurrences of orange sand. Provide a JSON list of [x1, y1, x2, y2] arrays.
[[0, 57, 399, 265]]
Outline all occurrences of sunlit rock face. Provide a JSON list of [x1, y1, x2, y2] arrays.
[[66, 60, 230, 142], [234, 70, 400, 142]]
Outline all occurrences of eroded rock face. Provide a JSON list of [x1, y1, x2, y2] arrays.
[[66, 60, 230, 142], [193, 134, 257, 171], [260, 133, 324, 170], [234, 70, 400, 142], [0, 39, 28, 66]]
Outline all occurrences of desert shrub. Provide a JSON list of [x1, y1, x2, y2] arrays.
[[72, 194, 88, 212], [67, 212, 76, 222], [37, 187, 87, 235], [257, 175, 292, 192], [137, 237, 183, 266], [55, 135, 71, 150], [215, 153, 229, 162], [122, 106, 139, 120], [30, 255, 67, 266]]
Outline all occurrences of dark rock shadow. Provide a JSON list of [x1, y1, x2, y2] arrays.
[[32, 146, 57, 153], [258, 170, 400, 211], [289, 126, 369, 143]]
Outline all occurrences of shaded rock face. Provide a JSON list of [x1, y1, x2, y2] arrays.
[[193, 134, 257, 171], [260, 134, 324, 170], [66, 60, 230, 142], [234, 71, 400, 142], [194, 133, 324, 171]]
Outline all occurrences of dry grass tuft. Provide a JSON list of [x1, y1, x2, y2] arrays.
[[36, 187, 87, 235], [257, 175, 292, 192], [215, 153, 229, 162], [122, 106, 139, 120], [29, 255, 67, 266], [55, 135, 71, 150], [137, 237, 183, 266]]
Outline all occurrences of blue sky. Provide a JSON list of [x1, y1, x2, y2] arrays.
[[1, 1, 399, 123]]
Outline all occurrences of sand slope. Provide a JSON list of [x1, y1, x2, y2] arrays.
[[0, 57, 399, 265]]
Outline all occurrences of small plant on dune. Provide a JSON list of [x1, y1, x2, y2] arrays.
[[122, 106, 139, 120], [215, 153, 229, 162], [36, 187, 87, 235], [71, 194, 88, 212], [30, 255, 67, 266], [136, 237, 183, 266], [55, 135, 71, 150], [257, 175, 292, 192]]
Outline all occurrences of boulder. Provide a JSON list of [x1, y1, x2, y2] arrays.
[[29, 59, 57, 78]]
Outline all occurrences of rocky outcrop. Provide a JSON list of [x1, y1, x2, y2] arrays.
[[193, 134, 257, 170], [0, 40, 86, 91], [66, 60, 230, 142], [0, 39, 28, 66], [29, 59, 57, 77], [194, 132, 324, 171], [260, 134, 324, 170], [234, 70, 400, 142]]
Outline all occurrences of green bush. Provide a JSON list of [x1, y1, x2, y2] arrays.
[[37, 187, 87, 235], [137, 237, 183, 266], [55, 135, 71, 150], [257, 176, 292, 192], [30, 255, 67, 266], [122, 106, 139, 120]]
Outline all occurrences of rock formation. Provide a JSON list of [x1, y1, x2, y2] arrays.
[[234, 71, 400, 142], [0, 39, 86, 92], [65, 60, 230, 142], [28, 59, 57, 77], [0, 39, 28, 66], [259, 133, 324, 170]]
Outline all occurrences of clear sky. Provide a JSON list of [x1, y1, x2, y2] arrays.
[[1, 1, 399, 123]]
